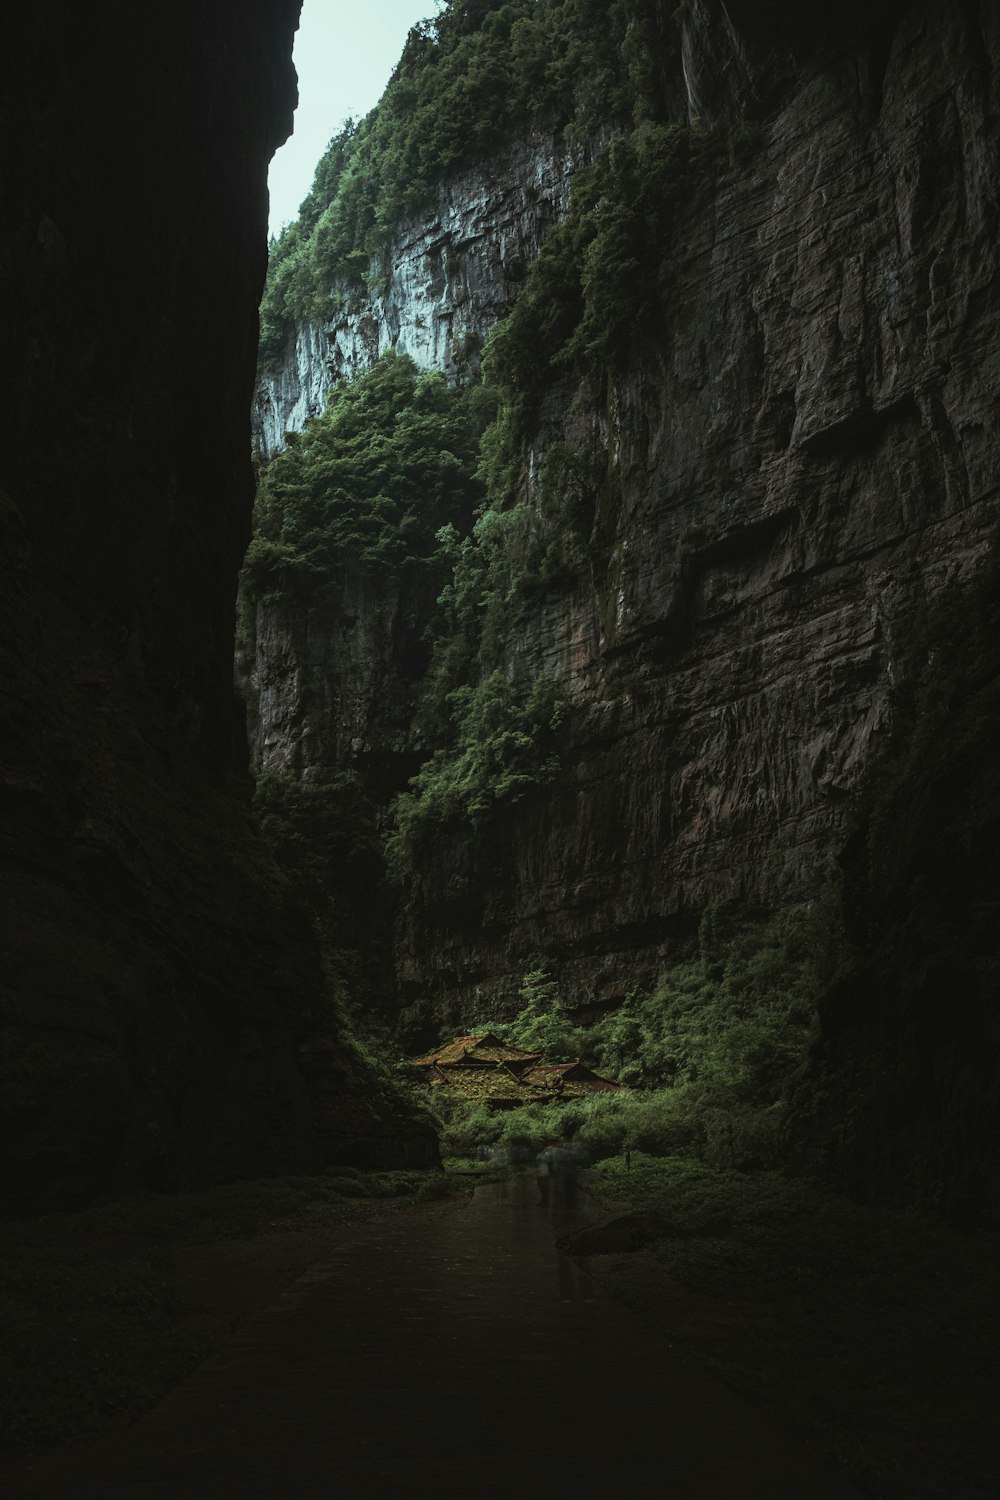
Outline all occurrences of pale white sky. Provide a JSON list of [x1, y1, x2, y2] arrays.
[[268, 0, 437, 235]]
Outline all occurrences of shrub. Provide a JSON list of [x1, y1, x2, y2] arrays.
[[491, 966, 588, 1060], [385, 669, 568, 877]]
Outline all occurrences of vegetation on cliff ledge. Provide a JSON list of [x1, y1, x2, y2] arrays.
[[245, 0, 992, 1227], [433, 886, 851, 1171], [260, 0, 670, 361], [243, 351, 484, 599], [386, 668, 568, 878], [482, 119, 723, 428]]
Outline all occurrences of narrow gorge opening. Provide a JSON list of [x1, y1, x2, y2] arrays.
[[2, 3, 998, 1496]]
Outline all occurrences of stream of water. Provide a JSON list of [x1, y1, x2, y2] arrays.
[[17, 1172, 863, 1498]]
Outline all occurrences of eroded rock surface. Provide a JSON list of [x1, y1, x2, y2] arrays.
[[254, 125, 589, 456], [249, 1, 998, 1037]]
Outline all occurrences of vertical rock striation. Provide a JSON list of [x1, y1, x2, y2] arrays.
[[249, 1, 998, 1039]]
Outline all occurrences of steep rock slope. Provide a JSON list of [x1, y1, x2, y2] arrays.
[[0, 1, 435, 1206], [249, 0, 998, 1035], [417, 0, 996, 1007], [246, 124, 581, 817], [254, 126, 585, 458]]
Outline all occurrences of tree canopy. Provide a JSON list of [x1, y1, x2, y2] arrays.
[[242, 352, 484, 596]]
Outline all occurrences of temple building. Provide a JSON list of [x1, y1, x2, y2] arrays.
[[411, 1033, 622, 1109]]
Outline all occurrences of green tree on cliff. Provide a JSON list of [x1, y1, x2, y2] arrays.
[[242, 352, 483, 598], [492, 967, 588, 1060]]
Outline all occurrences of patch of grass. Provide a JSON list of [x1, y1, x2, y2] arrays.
[[0, 1169, 451, 1451], [440, 1157, 509, 1187]]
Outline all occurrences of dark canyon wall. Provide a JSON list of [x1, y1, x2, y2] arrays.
[[0, 1, 434, 1207]]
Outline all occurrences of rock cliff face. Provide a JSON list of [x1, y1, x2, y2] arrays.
[[254, 125, 589, 456], [249, 0, 998, 1043], [0, 0, 435, 1207], [247, 568, 438, 781]]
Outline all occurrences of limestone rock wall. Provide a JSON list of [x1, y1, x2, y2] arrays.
[[253, 125, 588, 456], [247, 1, 997, 1048], [246, 568, 438, 780], [409, 0, 999, 1020]]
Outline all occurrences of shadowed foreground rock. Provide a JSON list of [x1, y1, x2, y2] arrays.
[[0, 1, 435, 1207]]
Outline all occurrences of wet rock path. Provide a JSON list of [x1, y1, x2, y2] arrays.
[[11, 1175, 863, 1498]]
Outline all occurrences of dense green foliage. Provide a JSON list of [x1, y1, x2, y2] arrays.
[[482, 121, 708, 426], [259, 0, 668, 361], [597, 890, 847, 1094], [377, 441, 593, 861], [386, 669, 567, 876], [242, 370, 580, 887], [436, 889, 850, 1168], [491, 966, 587, 1057], [243, 352, 484, 599]]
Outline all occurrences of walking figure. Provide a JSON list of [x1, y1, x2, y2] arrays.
[[536, 1149, 551, 1206]]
